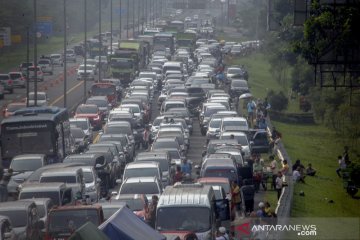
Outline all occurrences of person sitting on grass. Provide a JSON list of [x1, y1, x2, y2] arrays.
[[306, 163, 316, 176], [293, 166, 305, 183]]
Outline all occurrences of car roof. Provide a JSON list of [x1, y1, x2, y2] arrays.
[[12, 154, 46, 160], [125, 162, 160, 169], [197, 177, 230, 184], [40, 166, 83, 176], [124, 176, 159, 183], [0, 200, 35, 210], [20, 182, 67, 191]]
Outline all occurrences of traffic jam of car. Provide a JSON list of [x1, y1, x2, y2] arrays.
[[0, 9, 267, 240]]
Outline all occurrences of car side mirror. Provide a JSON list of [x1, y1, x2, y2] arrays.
[[250, 141, 254, 146], [111, 191, 118, 196], [96, 178, 101, 183], [194, 165, 200, 170], [95, 164, 103, 169], [116, 179, 122, 185]]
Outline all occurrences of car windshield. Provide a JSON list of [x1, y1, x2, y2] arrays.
[[40, 176, 77, 184], [227, 68, 242, 74], [232, 81, 247, 87], [86, 99, 108, 107], [204, 108, 225, 117], [105, 125, 131, 134], [168, 150, 180, 159], [152, 141, 179, 150], [29, 93, 46, 100], [19, 191, 60, 205], [204, 168, 237, 182], [221, 135, 248, 146], [156, 207, 210, 232], [83, 171, 94, 183], [120, 182, 160, 195], [76, 106, 97, 114], [70, 121, 88, 130], [223, 120, 247, 127], [209, 119, 222, 128], [71, 128, 85, 138], [48, 209, 100, 232], [124, 168, 159, 179], [10, 158, 42, 172], [9, 73, 22, 79], [138, 159, 168, 172], [0, 210, 27, 228]]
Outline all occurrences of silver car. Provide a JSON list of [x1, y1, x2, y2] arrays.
[[82, 166, 100, 202]]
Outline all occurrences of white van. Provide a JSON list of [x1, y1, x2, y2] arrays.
[[156, 183, 230, 239]]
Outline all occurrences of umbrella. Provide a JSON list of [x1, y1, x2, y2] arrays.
[[239, 93, 253, 99]]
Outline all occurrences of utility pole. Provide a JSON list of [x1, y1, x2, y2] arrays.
[[33, 0, 38, 106], [84, 0, 87, 103], [26, 27, 30, 107], [110, 0, 113, 55], [63, 0, 67, 108], [126, 0, 129, 38], [132, 0, 135, 37], [137, 0, 140, 34], [119, 0, 122, 39], [98, 0, 102, 82]]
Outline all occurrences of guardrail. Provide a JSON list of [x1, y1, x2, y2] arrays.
[[266, 119, 293, 239]]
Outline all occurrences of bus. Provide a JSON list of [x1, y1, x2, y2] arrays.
[[90, 82, 118, 107], [0, 107, 71, 167], [153, 33, 175, 55], [168, 20, 184, 33]]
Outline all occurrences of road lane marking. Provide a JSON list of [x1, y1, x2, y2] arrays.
[[50, 81, 84, 106]]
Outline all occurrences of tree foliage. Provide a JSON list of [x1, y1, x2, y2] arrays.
[[267, 90, 288, 112]]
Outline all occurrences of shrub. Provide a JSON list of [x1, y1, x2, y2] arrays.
[[267, 90, 288, 112]]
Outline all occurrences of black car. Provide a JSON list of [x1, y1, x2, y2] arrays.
[[230, 79, 249, 98]]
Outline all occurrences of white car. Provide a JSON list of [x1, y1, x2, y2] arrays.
[[184, 17, 191, 22], [50, 54, 63, 66], [193, 14, 199, 20], [77, 64, 95, 80], [65, 49, 76, 63], [82, 166, 100, 202], [27, 91, 49, 106], [38, 58, 54, 75]]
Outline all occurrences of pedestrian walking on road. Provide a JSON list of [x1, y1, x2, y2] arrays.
[[240, 179, 255, 215], [0, 168, 13, 202], [145, 195, 159, 229], [231, 181, 241, 213], [181, 159, 192, 177], [173, 166, 183, 183], [142, 125, 150, 150]]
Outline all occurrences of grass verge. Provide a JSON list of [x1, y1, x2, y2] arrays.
[[230, 51, 360, 217]]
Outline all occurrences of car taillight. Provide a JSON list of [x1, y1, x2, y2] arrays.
[[8, 80, 12, 85]]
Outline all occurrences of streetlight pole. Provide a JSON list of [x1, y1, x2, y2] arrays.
[[98, 0, 102, 82], [137, 0, 140, 34], [110, 0, 113, 55], [33, 0, 38, 106], [63, 0, 67, 108], [126, 0, 129, 38], [145, 0, 148, 27], [26, 27, 30, 107], [119, 0, 122, 39], [132, 0, 135, 37], [84, 0, 87, 103]]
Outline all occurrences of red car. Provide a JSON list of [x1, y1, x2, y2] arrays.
[[74, 104, 102, 130], [3, 102, 27, 118]]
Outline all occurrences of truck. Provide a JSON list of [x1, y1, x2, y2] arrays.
[[176, 32, 197, 53], [87, 39, 107, 58]]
